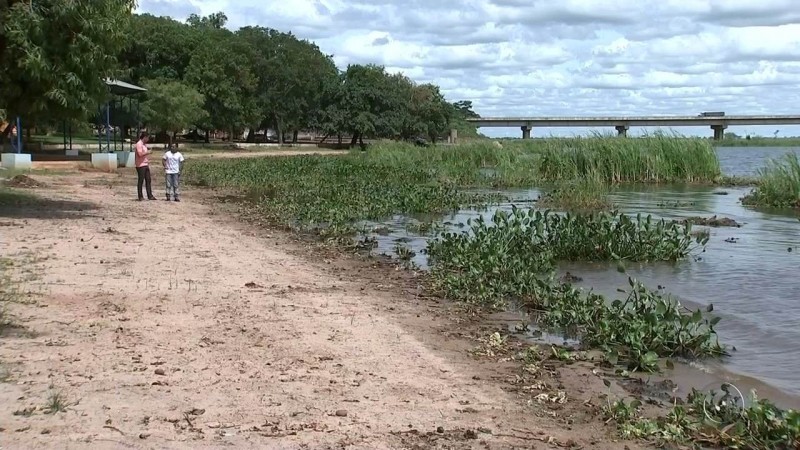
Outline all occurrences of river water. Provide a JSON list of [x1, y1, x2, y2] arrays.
[[365, 146, 800, 406]]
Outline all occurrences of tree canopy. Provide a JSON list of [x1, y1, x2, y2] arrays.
[[0, 0, 135, 128], [140, 78, 206, 144], [1, 6, 481, 146]]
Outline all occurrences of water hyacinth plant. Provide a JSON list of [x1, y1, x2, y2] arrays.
[[425, 207, 718, 371], [535, 279, 727, 372], [604, 387, 800, 448], [186, 154, 500, 236], [427, 207, 705, 269]]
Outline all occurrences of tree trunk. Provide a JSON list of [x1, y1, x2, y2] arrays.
[[337, 134, 342, 145], [292, 130, 298, 144], [319, 132, 330, 143], [204, 130, 210, 143], [246, 128, 256, 143], [359, 135, 366, 151]]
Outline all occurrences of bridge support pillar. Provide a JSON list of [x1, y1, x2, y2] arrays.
[[615, 125, 629, 137], [711, 125, 727, 140], [521, 126, 531, 139]]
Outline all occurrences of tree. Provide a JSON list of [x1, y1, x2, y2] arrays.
[[140, 78, 206, 144], [185, 23, 258, 141], [0, 0, 135, 135], [449, 100, 484, 139], [186, 12, 227, 29], [236, 27, 338, 143], [321, 64, 412, 146], [403, 83, 453, 143], [118, 14, 201, 84], [452, 100, 479, 119]]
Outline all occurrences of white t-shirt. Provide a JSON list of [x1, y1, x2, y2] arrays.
[[163, 150, 185, 174]]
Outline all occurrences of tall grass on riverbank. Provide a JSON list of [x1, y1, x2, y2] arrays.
[[741, 153, 800, 209], [362, 135, 722, 185], [530, 133, 721, 183], [536, 174, 612, 211]]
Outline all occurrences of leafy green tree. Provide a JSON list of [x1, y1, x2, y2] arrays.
[[118, 14, 201, 84], [322, 64, 412, 146], [0, 0, 135, 135], [186, 12, 227, 29], [403, 83, 453, 143], [185, 22, 258, 141], [140, 78, 206, 144], [237, 27, 338, 143], [452, 100, 479, 119], [449, 100, 484, 139]]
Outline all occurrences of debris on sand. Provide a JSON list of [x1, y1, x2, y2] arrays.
[[3, 174, 45, 188]]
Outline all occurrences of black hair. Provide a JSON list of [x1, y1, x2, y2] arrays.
[[138, 131, 149, 141]]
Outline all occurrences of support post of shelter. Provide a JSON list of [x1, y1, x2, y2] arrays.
[[711, 125, 727, 140], [63, 120, 77, 156], [11, 117, 22, 154], [2, 117, 31, 169], [615, 125, 629, 137], [521, 126, 532, 139]]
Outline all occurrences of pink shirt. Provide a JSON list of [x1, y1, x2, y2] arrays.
[[135, 140, 149, 167]]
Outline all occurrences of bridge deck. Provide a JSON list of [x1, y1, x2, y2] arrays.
[[467, 115, 800, 128]]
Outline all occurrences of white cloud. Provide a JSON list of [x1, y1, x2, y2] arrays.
[[136, 0, 800, 137]]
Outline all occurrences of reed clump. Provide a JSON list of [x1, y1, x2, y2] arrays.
[[741, 153, 800, 209], [526, 133, 721, 183], [536, 173, 612, 211]]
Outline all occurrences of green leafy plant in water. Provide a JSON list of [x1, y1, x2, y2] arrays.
[[603, 387, 800, 449], [185, 154, 500, 239], [426, 207, 705, 279], [425, 206, 718, 371], [537, 279, 727, 372], [393, 243, 417, 269]]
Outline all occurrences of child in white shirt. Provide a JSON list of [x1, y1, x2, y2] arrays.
[[163, 144, 185, 202]]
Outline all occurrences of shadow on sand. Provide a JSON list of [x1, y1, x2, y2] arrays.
[[0, 188, 98, 220]]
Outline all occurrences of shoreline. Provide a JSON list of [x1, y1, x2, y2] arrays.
[[0, 167, 645, 449], [1, 160, 797, 448]]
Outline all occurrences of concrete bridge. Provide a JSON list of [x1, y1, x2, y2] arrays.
[[465, 114, 800, 140]]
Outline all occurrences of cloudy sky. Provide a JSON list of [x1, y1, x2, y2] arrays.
[[137, 0, 800, 137]]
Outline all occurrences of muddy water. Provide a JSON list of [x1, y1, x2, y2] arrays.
[[365, 146, 800, 405]]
